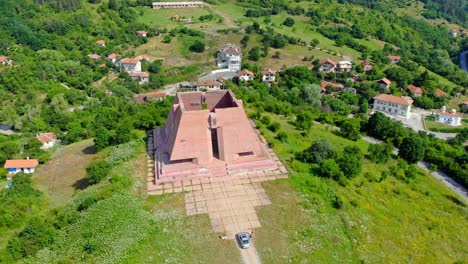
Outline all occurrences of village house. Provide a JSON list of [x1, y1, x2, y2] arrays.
[[216, 44, 242, 72], [130, 72, 150, 84], [107, 53, 120, 64], [319, 59, 337, 73], [373, 94, 413, 119], [36, 133, 56, 149], [435, 88, 447, 98], [152, 1, 204, 9], [408, 84, 423, 97], [461, 102, 468, 112], [87, 54, 101, 61], [119, 58, 141, 73], [4, 158, 39, 178], [105, 89, 113, 96], [135, 91, 167, 103], [377, 77, 391, 91], [196, 80, 223, 90], [449, 28, 459, 38], [134, 54, 150, 61], [437, 106, 462, 126], [237, 69, 255, 82], [336, 60, 353, 73], [0, 56, 13, 66], [388, 55, 401, 64], [360, 60, 373, 72], [262, 68, 276, 83], [320, 81, 344, 93], [96, 40, 106, 47], [137, 30, 147, 37]]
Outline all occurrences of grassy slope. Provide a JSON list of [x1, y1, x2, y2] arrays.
[[251, 111, 467, 263]]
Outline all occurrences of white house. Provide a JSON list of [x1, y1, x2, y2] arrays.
[[130, 72, 150, 85], [137, 30, 147, 37], [319, 59, 337, 73], [36, 133, 56, 149], [437, 107, 462, 126], [216, 44, 241, 72], [107, 53, 121, 64], [96, 40, 106, 47], [237, 69, 255, 82], [373, 94, 413, 119], [119, 58, 142, 73], [152, 1, 204, 9], [4, 159, 39, 179], [196, 80, 222, 90], [336, 61, 352, 72], [262, 68, 276, 83]]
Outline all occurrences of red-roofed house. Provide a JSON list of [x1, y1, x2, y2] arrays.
[[319, 59, 337, 73], [87, 54, 101, 61], [437, 108, 462, 126], [36, 133, 56, 149], [237, 69, 255, 81], [196, 80, 222, 90], [262, 68, 276, 83], [119, 58, 141, 73], [360, 60, 373, 72], [134, 54, 150, 61], [388, 55, 401, 64], [137, 30, 148, 37], [0, 56, 13, 66], [96, 40, 106, 47], [377, 78, 391, 91], [107, 53, 120, 64], [320, 81, 343, 93], [130, 71, 150, 84], [408, 84, 423, 97], [435, 88, 447, 98], [373, 94, 413, 118], [4, 158, 39, 177]]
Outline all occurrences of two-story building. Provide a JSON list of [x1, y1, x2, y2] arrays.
[[237, 69, 255, 82], [373, 94, 413, 119], [262, 68, 276, 83], [408, 84, 423, 97], [36, 133, 56, 149], [319, 59, 337, 73], [119, 58, 142, 73], [377, 78, 391, 91], [216, 44, 241, 72], [107, 53, 121, 64], [130, 72, 150, 85], [336, 61, 353, 72]]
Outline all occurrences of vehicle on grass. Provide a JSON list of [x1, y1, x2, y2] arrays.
[[236, 231, 251, 249]]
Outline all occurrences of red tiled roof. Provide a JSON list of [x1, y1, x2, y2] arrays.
[[262, 68, 276, 75], [36, 133, 55, 144], [87, 54, 101, 60], [136, 91, 166, 103], [388, 55, 401, 60], [377, 78, 391, 85], [439, 111, 461, 117], [4, 159, 39, 169], [119, 58, 140, 64], [220, 44, 241, 55], [196, 80, 222, 86], [320, 81, 343, 92], [373, 94, 413, 106], [408, 84, 423, 95], [463, 101, 468, 105], [360, 60, 372, 66], [134, 54, 150, 61], [237, 69, 254, 77], [321, 58, 336, 66], [0, 56, 7, 62], [129, 71, 149, 78], [137, 30, 147, 35], [435, 88, 447, 97], [107, 53, 120, 59], [96, 40, 105, 45]]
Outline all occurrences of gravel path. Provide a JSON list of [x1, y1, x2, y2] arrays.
[[239, 243, 262, 264]]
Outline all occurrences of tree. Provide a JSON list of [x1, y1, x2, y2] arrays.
[[301, 84, 321, 106], [295, 111, 313, 130], [94, 126, 110, 151], [275, 131, 288, 142], [189, 40, 205, 53], [399, 137, 425, 163], [340, 120, 361, 141], [297, 139, 334, 164], [112, 123, 132, 145], [86, 160, 111, 185], [248, 46, 260, 61], [148, 60, 162, 74], [163, 35, 172, 43], [338, 146, 363, 178], [319, 158, 344, 181], [310, 39, 319, 48], [367, 141, 393, 163], [267, 121, 280, 132], [240, 35, 250, 48], [282, 17, 295, 27]]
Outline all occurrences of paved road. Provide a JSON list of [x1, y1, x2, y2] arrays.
[[460, 51, 468, 72], [362, 136, 467, 203]]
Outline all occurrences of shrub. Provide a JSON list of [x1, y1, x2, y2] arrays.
[[367, 142, 393, 163], [340, 120, 361, 141], [189, 40, 205, 53], [86, 160, 111, 185], [297, 139, 334, 164], [399, 137, 425, 163], [282, 17, 295, 27], [267, 122, 280, 132], [106, 141, 139, 166], [275, 131, 288, 142], [338, 146, 363, 178], [319, 159, 344, 181]]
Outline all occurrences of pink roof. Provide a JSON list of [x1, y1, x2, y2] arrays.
[[378, 78, 391, 85], [120, 58, 140, 64], [96, 40, 105, 45], [374, 94, 413, 106], [408, 84, 423, 95], [436, 89, 447, 97], [237, 69, 254, 77], [107, 53, 120, 59], [87, 54, 101, 60], [137, 30, 147, 35], [321, 58, 337, 66], [388, 55, 400, 60], [439, 111, 461, 117], [130, 71, 149, 78], [0, 56, 7, 62], [4, 159, 39, 169], [36, 133, 55, 144], [262, 68, 276, 75]]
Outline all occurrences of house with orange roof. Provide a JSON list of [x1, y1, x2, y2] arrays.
[[377, 78, 391, 91], [118, 58, 141, 73], [107, 53, 120, 64], [437, 106, 462, 126], [360, 60, 373, 72], [0, 56, 13, 66], [408, 84, 423, 97], [137, 30, 147, 37], [129, 71, 150, 84], [87, 54, 101, 61], [36, 133, 56, 149], [373, 94, 413, 118], [388, 55, 401, 64], [96, 40, 106, 47], [4, 158, 39, 178], [237, 69, 255, 82], [262, 68, 276, 83], [320, 81, 343, 93], [196, 80, 222, 90], [134, 54, 150, 61], [319, 59, 337, 73]]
